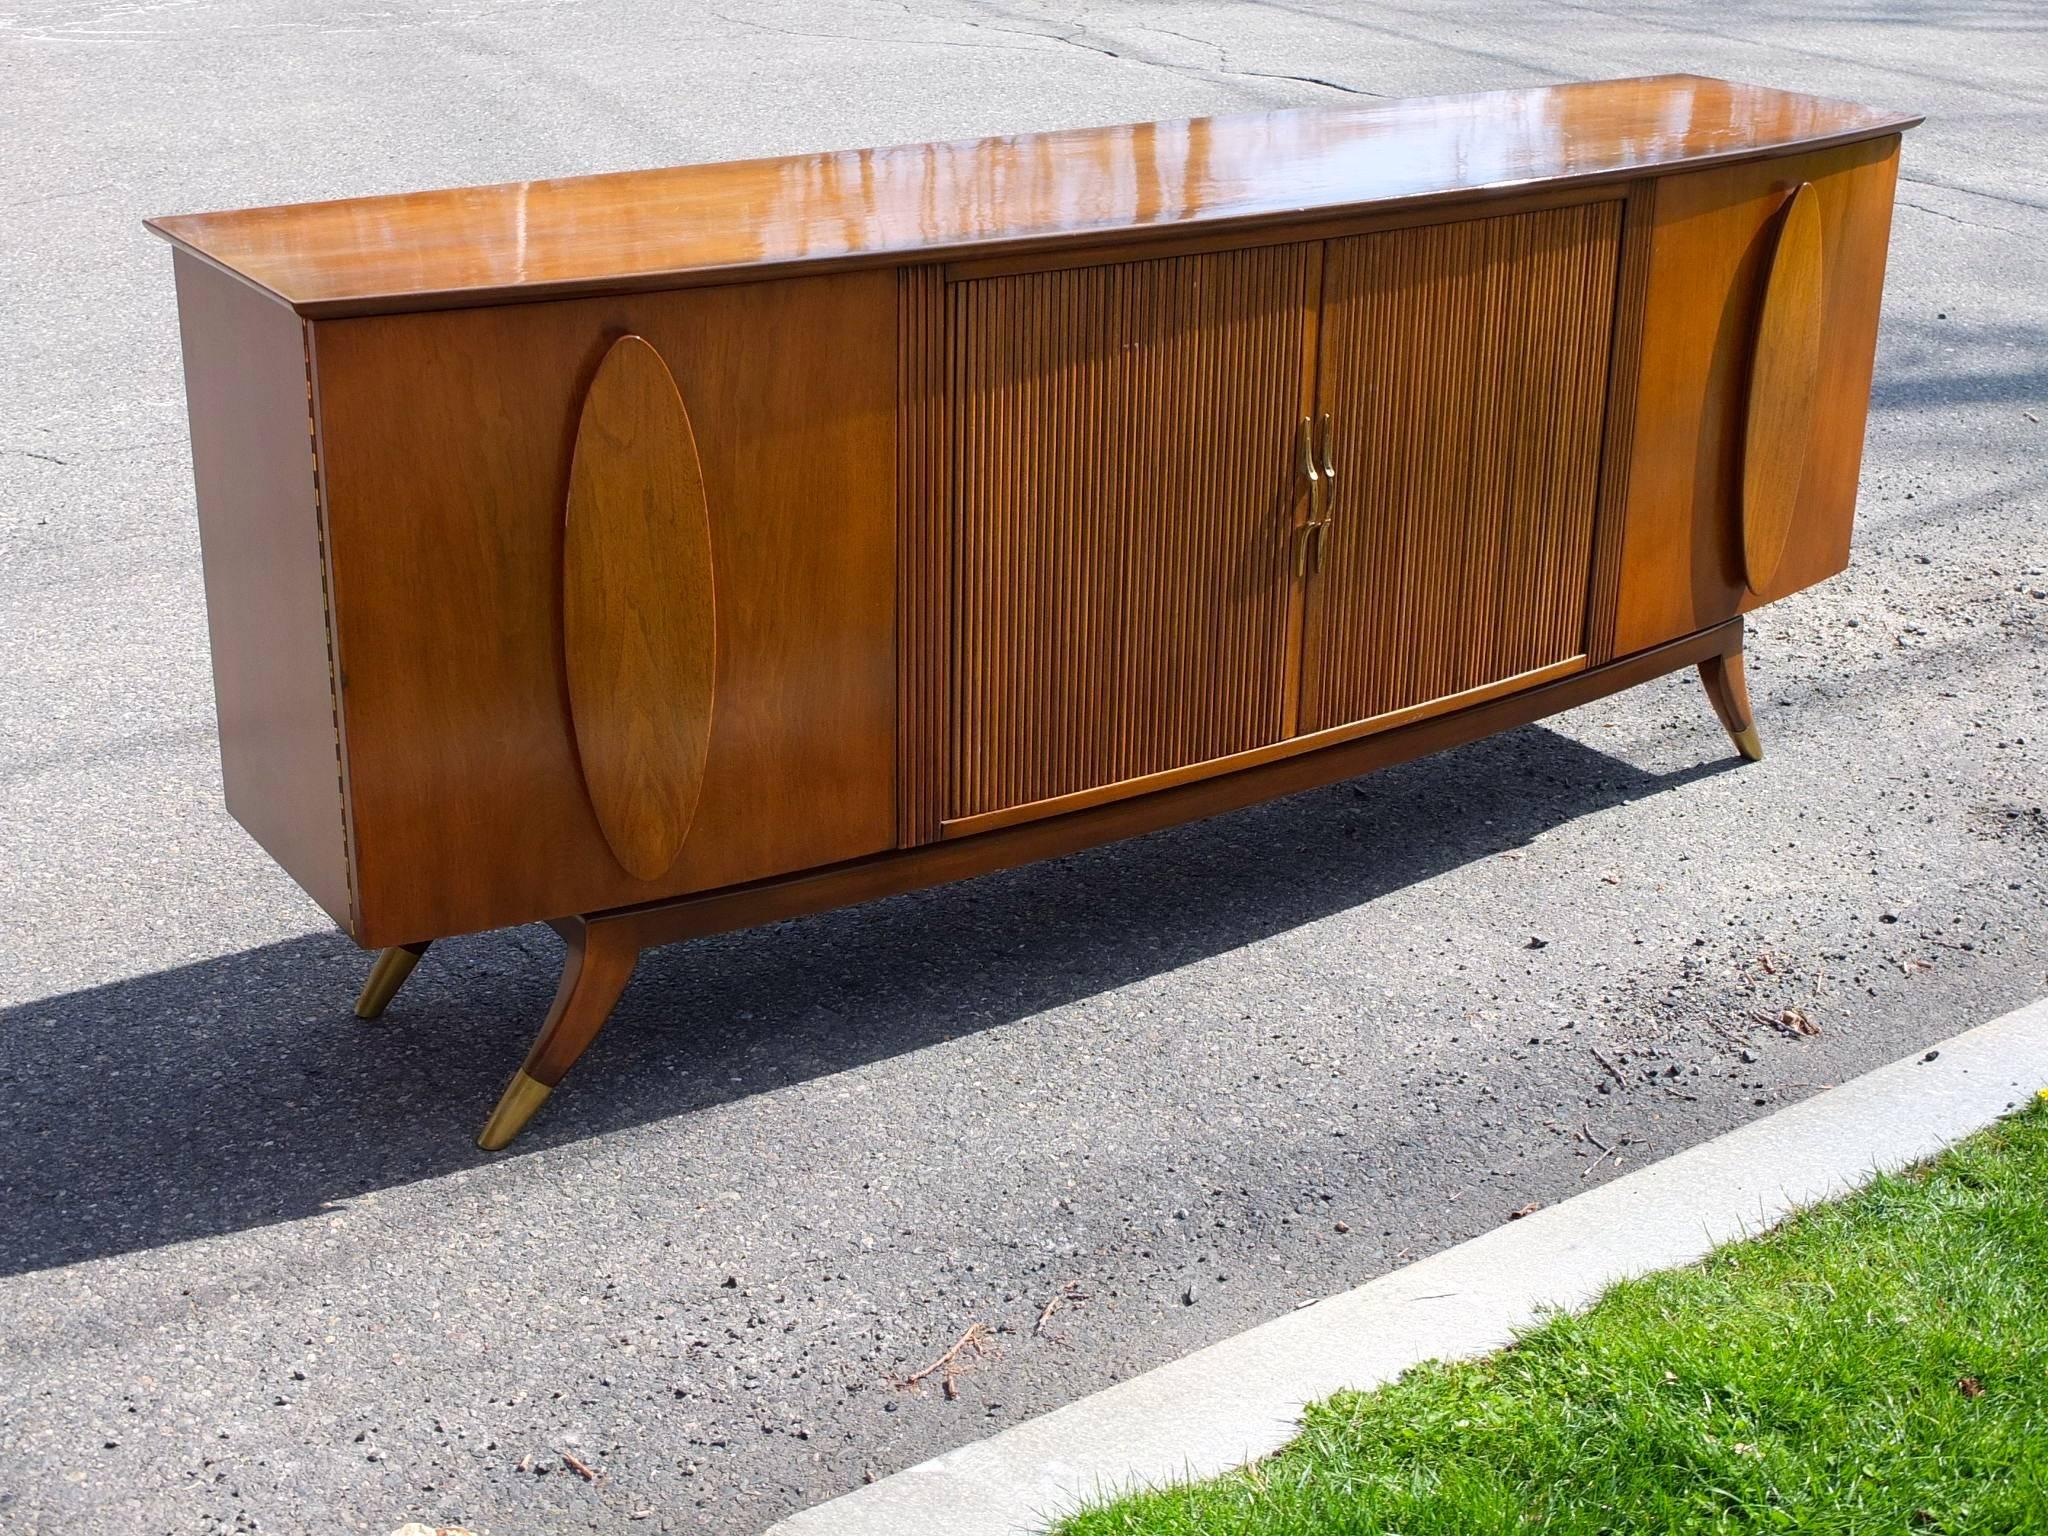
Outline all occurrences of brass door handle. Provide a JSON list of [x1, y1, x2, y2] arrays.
[[1315, 411, 1337, 536], [1295, 416, 1325, 577], [1296, 413, 1337, 575]]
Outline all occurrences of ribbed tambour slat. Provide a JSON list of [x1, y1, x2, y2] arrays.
[[897, 266, 950, 845], [946, 245, 1313, 820], [1307, 202, 1621, 730]]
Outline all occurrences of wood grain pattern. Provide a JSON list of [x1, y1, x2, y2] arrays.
[[939, 181, 1606, 286], [897, 265, 950, 848], [1584, 179, 1657, 666], [516, 918, 641, 1088], [614, 621, 1742, 956], [172, 250, 358, 934], [1612, 136, 1903, 656], [563, 335, 716, 882], [1303, 201, 1620, 731], [939, 653, 1584, 839], [1698, 648, 1763, 760], [1740, 182, 1824, 594], [145, 77, 1917, 317], [309, 272, 897, 948], [947, 243, 1316, 821], [151, 69, 1917, 1146]]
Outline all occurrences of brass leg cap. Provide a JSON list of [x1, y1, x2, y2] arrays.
[[477, 1070, 553, 1151], [1732, 725, 1764, 763], [355, 945, 425, 1019]]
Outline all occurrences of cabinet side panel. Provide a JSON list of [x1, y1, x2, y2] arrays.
[[172, 252, 355, 935], [1612, 136, 1902, 657], [898, 266, 949, 847], [312, 272, 897, 946]]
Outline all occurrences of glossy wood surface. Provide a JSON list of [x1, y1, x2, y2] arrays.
[[475, 917, 641, 1149], [484, 618, 1733, 1145], [1612, 136, 1903, 656], [896, 266, 951, 848], [562, 335, 717, 882], [1740, 182, 1824, 594], [145, 76, 1916, 318], [1302, 202, 1618, 731], [172, 251, 357, 934], [1698, 649, 1765, 762], [946, 244, 1315, 821], [520, 920, 639, 1087], [156, 72, 1915, 1144], [1583, 181, 1657, 667], [940, 653, 1586, 839], [310, 272, 897, 947], [613, 620, 1743, 956]]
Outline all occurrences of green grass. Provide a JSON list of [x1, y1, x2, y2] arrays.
[[1056, 1097, 2048, 1536]]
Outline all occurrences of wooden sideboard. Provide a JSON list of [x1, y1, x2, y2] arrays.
[[148, 75, 1916, 1148]]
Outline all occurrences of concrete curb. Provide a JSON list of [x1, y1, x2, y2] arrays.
[[770, 997, 2048, 1536]]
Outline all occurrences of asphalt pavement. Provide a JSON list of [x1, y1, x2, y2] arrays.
[[1, 3, 2043, 1533]]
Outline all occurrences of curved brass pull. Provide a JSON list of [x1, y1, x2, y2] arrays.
[[1315, 412, 1337, 530], [1295, 416, 1325, 576]]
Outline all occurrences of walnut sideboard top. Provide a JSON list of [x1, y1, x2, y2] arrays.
[[147, 74, 1915, 316]]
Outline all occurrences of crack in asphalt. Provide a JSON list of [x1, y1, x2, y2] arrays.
[[1899, 171, 2048, 219], [1898, 199, 2019, 236]]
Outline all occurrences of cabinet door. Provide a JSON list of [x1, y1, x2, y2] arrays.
[[1608, 137, 1902, 657], [944, 244, 1318, 828], [311, 272, 898, 946], [1301, 203, 1621, 733]]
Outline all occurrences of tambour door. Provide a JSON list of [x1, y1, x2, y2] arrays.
[[938, 244, 1320, 832], [1299, 203, 1622, 733]]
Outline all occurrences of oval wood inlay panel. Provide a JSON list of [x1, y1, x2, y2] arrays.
[[563, 334, 715, 882], [1740, 181, 1824, 594]]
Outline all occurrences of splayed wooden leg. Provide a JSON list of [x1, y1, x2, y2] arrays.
[[476, 917, 640, 1151], [355, 941, 432, 1019], [1698, 644, 1763, 763]]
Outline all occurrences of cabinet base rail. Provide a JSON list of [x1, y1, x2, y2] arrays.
[[359, 616, 1758, 1150]]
